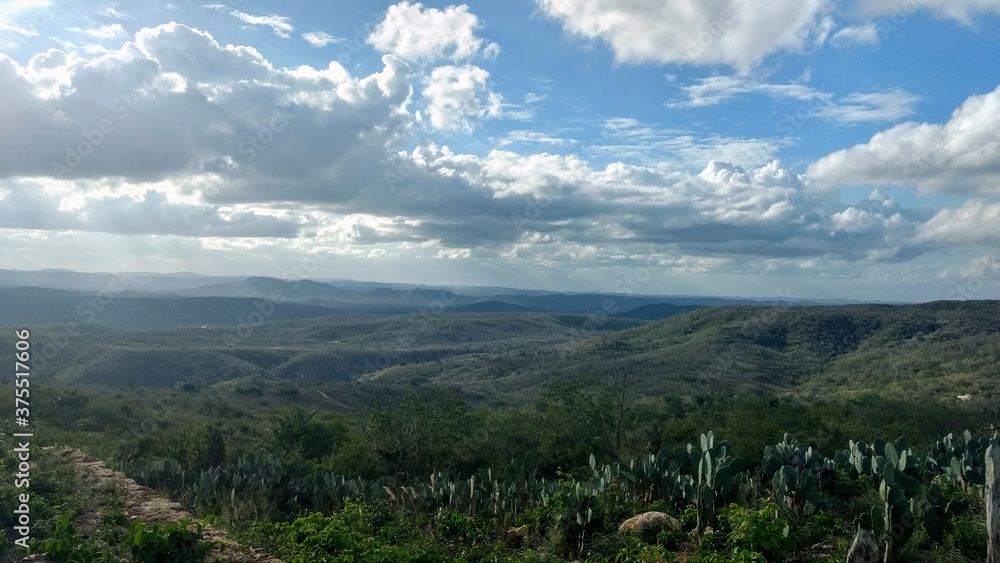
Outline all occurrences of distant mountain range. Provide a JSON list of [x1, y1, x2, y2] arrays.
[[0, 268, 863, 329]]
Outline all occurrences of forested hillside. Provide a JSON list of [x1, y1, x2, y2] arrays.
[[2, 300, 999, 561]]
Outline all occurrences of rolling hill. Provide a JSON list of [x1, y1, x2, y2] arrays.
[[4, 313, 644, 392], [364, 300, 1000, 404], [6, 299, 998, 410]]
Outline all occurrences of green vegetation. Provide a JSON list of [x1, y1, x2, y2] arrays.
[[3, 301, 1000, 561], [128, 519, 214, 563], [0, 441, 216, 562], [10, 301, 1000, 408]]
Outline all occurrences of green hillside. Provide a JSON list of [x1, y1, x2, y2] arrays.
[[9, 313, 645, 393], [11, 300, 1000, 406], [367, 301, 1000, 404], [4, 301, 1000, 562]]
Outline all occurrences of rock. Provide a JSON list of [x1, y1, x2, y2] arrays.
[[617, 511, 682, 536], [505, 525, 529, 541]]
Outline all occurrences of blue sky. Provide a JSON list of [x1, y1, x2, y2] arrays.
[[1, 0, 1000, 301]]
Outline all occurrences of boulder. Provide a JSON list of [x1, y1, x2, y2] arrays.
[[617, 511, 682, 536]]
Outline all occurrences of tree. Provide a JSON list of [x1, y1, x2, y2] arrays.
[[363, 387, 475, 476], [271, 407, 348, 461]]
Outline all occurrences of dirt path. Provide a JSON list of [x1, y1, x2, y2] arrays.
[[31, 447, 283, 563]]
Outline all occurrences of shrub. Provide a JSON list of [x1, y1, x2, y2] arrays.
[[613, 541, 680, 562], [717, 502, 792, 561], [949, 515, 988, 559], [250, 505, 451, 563], [129, 518, 213, 563], [39, 514, 98, 563]]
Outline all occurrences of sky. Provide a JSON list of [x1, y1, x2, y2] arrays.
[[1, 0, 1000, 302]]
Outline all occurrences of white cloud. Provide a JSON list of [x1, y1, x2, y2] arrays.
[[807, 85, 1000, 193], [856, 0, 1000, 24], [422, 65, 502, 131], [667, 76, 920, 123], [301, 31, 340, 47], [831, 206, 878, 233], [669, 75, 825, 108], [915, 201, 1000, 245], [535, 0, 833, 71], [205, 5, 294, 38], [813, 89, 921, 123], [0, 18, 982, 287], [0, 179, 301, 237], [368, 1, 500, 62], [0, 1, 49, 42], [69, 24, 126, 40], [99, 4, 133, 20], [830, 23, 879, 46], [592, 117, 783, 169], [671, 76, 919, 125], [936, 253, 1000, 280], [0, 22, 414, 200], [497, 130, 575, 147], [812, 15, 837, 45]]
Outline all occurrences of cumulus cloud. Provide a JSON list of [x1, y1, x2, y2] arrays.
[[535, 0, 833, 71], [915, 201, 1000, 245], [0, 180, 300, 237], [367, 1, 500, 62], [807, 85, 1000, 193], [380, 145, 924, 263], [0, 23, 413, 188], [422, 65, 502, 131], [0, 19, 965, 273], [936, 254, 1000, 281]]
